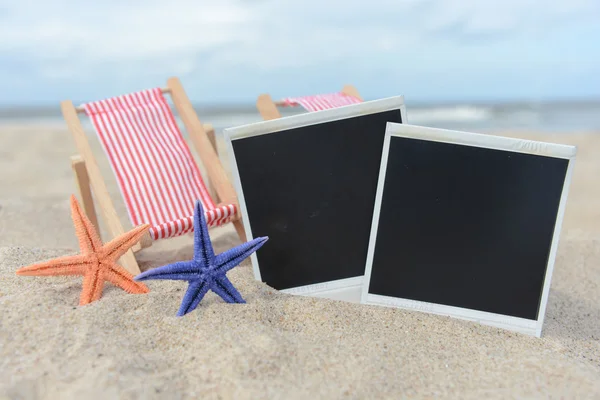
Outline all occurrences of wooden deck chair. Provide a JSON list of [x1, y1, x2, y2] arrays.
[[256, 85, 363, 120], [60, 77, 246, 275]]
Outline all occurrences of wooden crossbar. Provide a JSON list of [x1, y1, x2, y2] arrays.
[[256, 84, 363, 120], [74, 87, 172, 113]]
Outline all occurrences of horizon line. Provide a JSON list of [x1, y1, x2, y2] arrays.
[[1, 95, 600, 114]]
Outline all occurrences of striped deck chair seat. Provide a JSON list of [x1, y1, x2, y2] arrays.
[[280, 91, 362, 112], [83, 88, 236, 241]]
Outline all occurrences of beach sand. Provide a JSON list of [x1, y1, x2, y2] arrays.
[[0, 123, 599, 399]]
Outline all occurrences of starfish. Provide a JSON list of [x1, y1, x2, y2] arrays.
[[134, 200, 268, 316], [16, 195, 150, 305]]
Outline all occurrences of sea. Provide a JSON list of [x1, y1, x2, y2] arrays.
[[1, 99, 599, 134]]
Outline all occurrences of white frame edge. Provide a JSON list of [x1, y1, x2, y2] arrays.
[[225, 96, 406, 140], [280, 276, 363, 295], [223, 97, 407, 298], [361, 122, 577, 337], [380, 123, 577, 159]]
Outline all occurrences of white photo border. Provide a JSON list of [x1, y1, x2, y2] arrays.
[[361, 122, 577, 337], [223, 97, 408, 300]]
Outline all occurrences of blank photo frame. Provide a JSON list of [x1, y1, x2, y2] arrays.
[[224, 97, 407, 302], [362, 123, 576, 337]]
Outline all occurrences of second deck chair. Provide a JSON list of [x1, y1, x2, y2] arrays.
[[60, 77, 245, 275], [255, 85, 363, 120]]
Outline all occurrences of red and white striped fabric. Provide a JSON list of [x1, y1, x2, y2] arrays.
[[83, 87, 236, 241], [281, 92, 362, 112]]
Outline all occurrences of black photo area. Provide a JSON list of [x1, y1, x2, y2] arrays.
[[369, 136, 569, 320], [231, 109, 403, 290]]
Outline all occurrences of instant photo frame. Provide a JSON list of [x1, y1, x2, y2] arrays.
[[224, 97, 407, 302], [362, 123, 577, 337]]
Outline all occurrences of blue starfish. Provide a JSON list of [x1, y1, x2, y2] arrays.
[[134, 200, 268, 316]]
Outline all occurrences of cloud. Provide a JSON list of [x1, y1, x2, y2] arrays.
[[1, 0, 255, 59], [0, 0, 599, 103]]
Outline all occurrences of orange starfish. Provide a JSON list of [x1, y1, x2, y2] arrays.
[[16, 194, 150, 305]]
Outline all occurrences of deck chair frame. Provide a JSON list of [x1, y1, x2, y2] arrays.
[[61, 76, 246, 275], [255, 84, 363, 120]]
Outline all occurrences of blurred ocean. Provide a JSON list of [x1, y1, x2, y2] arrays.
[[1, 99, 599, 133]]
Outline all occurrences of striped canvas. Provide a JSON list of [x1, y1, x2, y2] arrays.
[[83, 87, 236, 241], [281, 92, 362, 112]]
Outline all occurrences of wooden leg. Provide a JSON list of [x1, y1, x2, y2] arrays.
[[62, 100, 143, 275], [256, 94, 282, 120], [205, 124, 217, 154], [204, 123, 219, 203], [233, 219, 247, 243], [118, 251, 141, 275], [169, 77, 239, 208], [341, 84, 363, 101], [70, 155, 100, 239], [69, 155, 142, 273]]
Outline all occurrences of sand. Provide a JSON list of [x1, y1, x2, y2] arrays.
[[0, 123, 599, 399]]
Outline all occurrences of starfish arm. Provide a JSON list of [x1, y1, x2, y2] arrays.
[[192, 200, 215, 265], [106, 264, 150, 294], [214, 236, 269, 275], [177, 279, 211, 317], [16, 254, 89, 277], [211, 275, 246, 304], [80, 268, 105, 306], [70, 195, 103, 255], [101, 224, 151, 262], [134, 260, 201, 282]]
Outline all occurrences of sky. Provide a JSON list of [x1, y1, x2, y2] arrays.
[[1, 0, 599, 106]]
